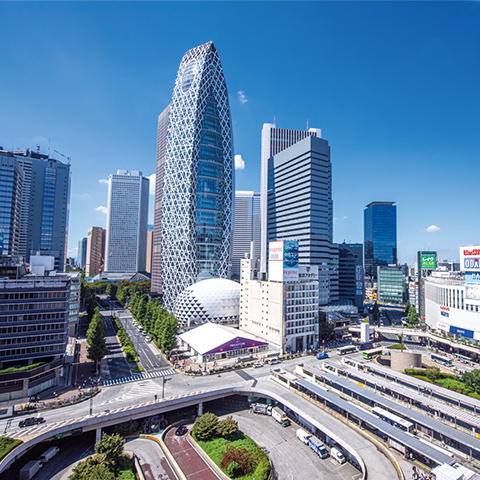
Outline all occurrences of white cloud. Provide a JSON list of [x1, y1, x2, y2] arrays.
[[237, 91, 248, 104], [96, 206, 108, 214], [422, 225, 440, 233], [99, 178, 108, 184], [342, 216, 348, 220], [235, 154, 245, 170], [147, 173, 156, 195]]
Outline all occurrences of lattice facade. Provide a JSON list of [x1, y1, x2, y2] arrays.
[[160, 42, 234, 311]]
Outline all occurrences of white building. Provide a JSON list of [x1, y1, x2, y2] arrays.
[[425, 246, 480, 341], [105, 170, 149, 273], [240, 241, 319, 353]]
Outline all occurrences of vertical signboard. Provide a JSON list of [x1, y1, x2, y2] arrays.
[[269, 240, 299, 282], [420, 253, 437, 270]]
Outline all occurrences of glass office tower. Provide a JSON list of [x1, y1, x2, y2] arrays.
[[364, 201, 397, 282], [160, 42, 234, 311]]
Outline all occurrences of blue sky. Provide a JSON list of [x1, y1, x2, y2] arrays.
[[1, 2, 479, 266]]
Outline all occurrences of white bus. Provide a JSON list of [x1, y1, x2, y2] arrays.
[[372, 406, 414, 433], [337, 345, 357, 355]]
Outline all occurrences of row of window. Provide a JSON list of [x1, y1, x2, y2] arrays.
[[0, 312, 65, 323], [0, 291, 67, 300], [0, 334, 64, 345], [1, 323, 65, 334], [0, 302, 67, 311], [1, 344, 62, 357]]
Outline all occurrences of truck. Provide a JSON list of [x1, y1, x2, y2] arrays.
[[39, 446, 60, 463], [296, 428, 311, 444], [272, 407, 290, 427], [19, 460, 42, 480], [251, 403, 272, 415], [308, 436, 328, 459]]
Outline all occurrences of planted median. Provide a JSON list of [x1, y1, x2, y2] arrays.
[[192, 412, 270, 480], [111, 316, 140, 369]]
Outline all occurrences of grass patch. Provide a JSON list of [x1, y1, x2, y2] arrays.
[[0, 362, 45, 374], [131, 366, 144, 373], [196, 432, 270, 480], [387, 344, 404, 350], [0, 437, 22, 461]]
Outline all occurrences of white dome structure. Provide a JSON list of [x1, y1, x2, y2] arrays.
[[174, 278, 240, 327]]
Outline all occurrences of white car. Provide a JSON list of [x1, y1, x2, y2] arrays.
[[253, 362, 264, 368], [145, 336, 152, 342]]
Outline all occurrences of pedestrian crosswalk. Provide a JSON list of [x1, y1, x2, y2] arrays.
[[102, 368, 175, 386]]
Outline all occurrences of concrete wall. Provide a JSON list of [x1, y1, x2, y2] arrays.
[[390, 351, 422, 371]]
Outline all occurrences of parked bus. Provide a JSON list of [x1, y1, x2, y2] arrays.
[[431, 353, 453, 366], [454, 353, 472, 363], [363, 347, 383, 359], [337, 345, 357, 355], [372, 406, 414, 433]]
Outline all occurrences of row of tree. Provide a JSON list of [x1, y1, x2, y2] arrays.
[[404, 300, 419, 325], [86, 307, 108, 371], [129, 292, 178, 354]]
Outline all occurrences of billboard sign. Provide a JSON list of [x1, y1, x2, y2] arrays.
[[460, 246, 480, 272], [449, 325, 474, 339], [465, 285, 480, 303], [269, 240, 299, 282], [465, 272, 480, 285], [420, 253, 437, 270]]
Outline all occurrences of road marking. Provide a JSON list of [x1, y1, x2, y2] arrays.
[[102, 368, 176, 386]]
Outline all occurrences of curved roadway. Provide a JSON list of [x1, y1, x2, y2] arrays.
[[0, 359, 400, 479]]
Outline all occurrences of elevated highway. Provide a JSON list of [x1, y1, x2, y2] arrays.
[[0, 372, 402, 480]]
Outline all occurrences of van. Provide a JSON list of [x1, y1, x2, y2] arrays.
[[330, 447, 346, 464], [296, 428, 311, 444]]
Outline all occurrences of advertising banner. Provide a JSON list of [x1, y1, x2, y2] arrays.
[[465, 285, 480, 303], [449, 325, 474, 339], [269, 240, 299, 282], [355, 266, 363, 281], [460, 246, 480, 272], [465, 272, 480, 285], [420, 253, 437, 270]]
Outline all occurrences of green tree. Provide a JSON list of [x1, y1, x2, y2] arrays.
[[69, 454, 115, 480], [87, 309, 107, 370], [116, 285, 128, 305], [404, 300, 411, 317], [407, 306, 419, 325], [217, 416, 239, 438], [161, 316, 178, 353], [192, 412, 218, 441], [94, 433, 125, 467], [137, 295, 148, 322]]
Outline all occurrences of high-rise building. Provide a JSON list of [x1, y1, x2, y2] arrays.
[[260, 124, 322, 273], [105, 170, 149, 274], [158, 41, 234, 311], [151, 105, 171, 294], [146, 226, 154, 274], [232, 191, 260, 280], [0, 152, 24, 256], [364, 201, 397, 282], [77, 237, 87, 269], [377, 264, 407, 304], [337, 242, 364, 309], [266, 134, 334, 305], [85, 227, 106, 278], [2, 148, 71, 271]]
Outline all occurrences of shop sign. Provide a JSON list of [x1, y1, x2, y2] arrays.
[[449, 325, 474, 339]]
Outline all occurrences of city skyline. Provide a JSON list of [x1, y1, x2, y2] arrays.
[[1, 2, 479, 266]]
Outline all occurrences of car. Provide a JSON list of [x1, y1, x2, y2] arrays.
[[19, 417, 45, 428], [253, 362, 264, 368], [316, 352, 329, 360], [269, 358, 280, 365], [175, 426, 188, 436], [145, 336, 152, 342], [142, 331, 148, 336]]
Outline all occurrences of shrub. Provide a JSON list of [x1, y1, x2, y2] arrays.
[[226, 461, 240, 478], [217, 416, 239, 438], [192, 412, 219, 441], [220, 447, 253, 477]]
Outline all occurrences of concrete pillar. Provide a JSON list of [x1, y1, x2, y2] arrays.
[[96, 428, 102, 443], [23, 378, 29, 397], [198, 402, 203, 416]]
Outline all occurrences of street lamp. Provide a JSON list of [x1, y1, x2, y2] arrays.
[[162, 377, 171, 399]]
